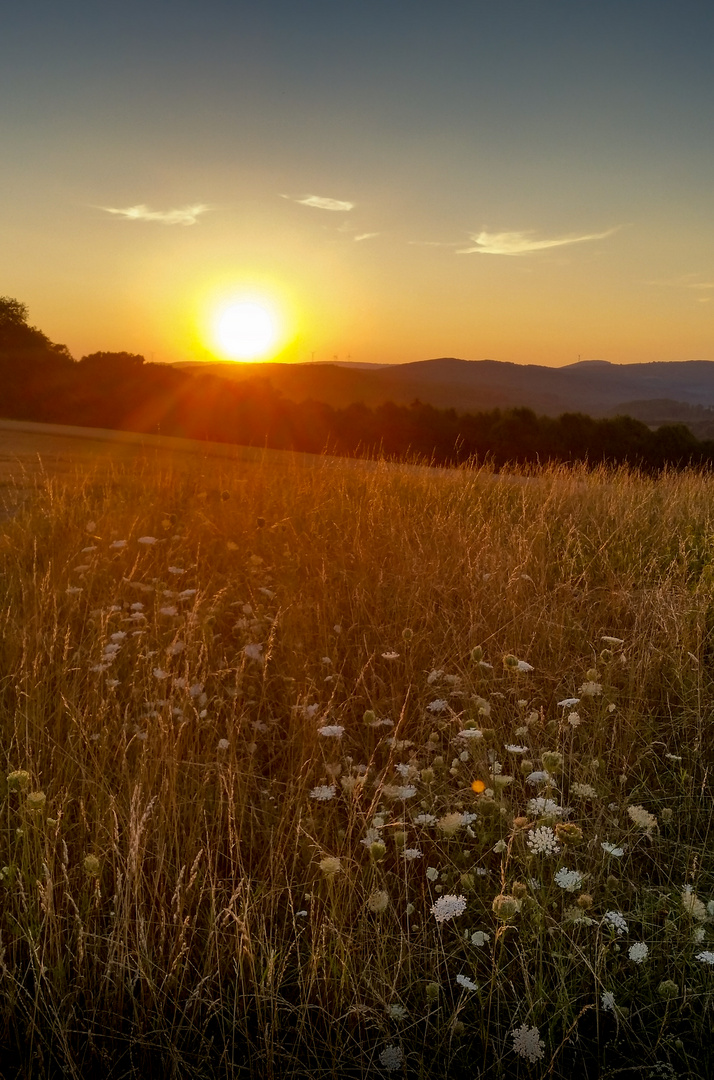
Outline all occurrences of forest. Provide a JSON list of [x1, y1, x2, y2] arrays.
[[1, 296, 710, 471]]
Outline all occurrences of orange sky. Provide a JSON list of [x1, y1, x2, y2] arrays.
[[3, 2, 712, 368]]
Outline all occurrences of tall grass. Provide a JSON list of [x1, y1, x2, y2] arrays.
[[0, 452, 712, 1078]]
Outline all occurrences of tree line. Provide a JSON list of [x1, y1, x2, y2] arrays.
[[1, 296, 711, 472]]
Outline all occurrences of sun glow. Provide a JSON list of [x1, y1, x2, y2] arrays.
[[213, 299, 281, 361]]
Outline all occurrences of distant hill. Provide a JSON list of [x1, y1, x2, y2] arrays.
[[174, 357, 714, 429]]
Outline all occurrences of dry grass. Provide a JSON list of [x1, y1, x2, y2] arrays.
[[0, 449, 712, 1078]]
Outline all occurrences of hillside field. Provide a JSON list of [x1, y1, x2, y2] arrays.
[[0, 427, 713, 1078]]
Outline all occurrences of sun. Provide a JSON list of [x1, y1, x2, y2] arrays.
[[213, 299, 281, 361]]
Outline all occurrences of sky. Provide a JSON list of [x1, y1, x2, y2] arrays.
[[2, 0, 713, 367]]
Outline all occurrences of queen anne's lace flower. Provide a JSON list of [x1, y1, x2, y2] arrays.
[[317, 725, 344, 738], [456, 973, 478, 991], [695, 950, 714, 966], [601, 990, 616, 1012], [682, 888, 708, 921], [511, 1024, 545, 1063], [627, 804, 657, 831], [554, 867, 583, 892], [601, 842, 625, 857], [604, 911, 628, 935], [628, 942, 649, 963], [526, 826, 560, 856], [527, 797, 568, 819], [379, 1044, 404, 1071], [431, 894, 467, 923], [310, 785, 336, 801]]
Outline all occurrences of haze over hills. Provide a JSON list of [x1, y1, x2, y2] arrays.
[[174, 357, 714, 435]]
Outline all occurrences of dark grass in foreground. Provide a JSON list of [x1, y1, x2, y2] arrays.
[[0, 453, 713, 1078]]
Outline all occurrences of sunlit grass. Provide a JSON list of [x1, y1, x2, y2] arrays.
[[0, 454, 713, 1077]]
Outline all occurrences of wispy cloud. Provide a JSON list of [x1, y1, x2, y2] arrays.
[[458, 226, 619, 255], [282, 194, 354, 211], [100, 203, 209, 225], [408, 239, 461, 248], [354, 232, 379, 242]]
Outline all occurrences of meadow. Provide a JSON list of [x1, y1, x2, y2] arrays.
[[0, 439, 713, 1078]]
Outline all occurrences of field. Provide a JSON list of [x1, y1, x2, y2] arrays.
[[0, 424, 713, 1078]]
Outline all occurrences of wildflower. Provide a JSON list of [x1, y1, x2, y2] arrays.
[[601, 990, 616, 1012], [527, 797, 567, 819], [366, 890, 390, 914], [26, 791, 47, 812], [579, 681, 602, 696], [567, 712, 581, 727], [682, 888, 708, 922], [471, 779, 486, 794], [83, 854, 101, 877], [627, 805, 657, 832], [369, 841, 387, 861], [159, 605, 178, 616], [381, 651, 399, 660], [431, 894, 467, 923], [628, 942, 649, 963], [571, 782, 598, 799], [456, 973, 478, 991], [309, 785, 336, 801], [388, 1004, 407, 1019], [402, 848, 423, 861], [382, 785, 417, 800], [601, 636, 624, 646], [166, 640, 185, 656], [526, 770, 553, 786], [657, 979, 679, 1000], [458, 728, 483, 740], [437, 812, 464, 835], [414, 813, 437, 826], [427, 699, 448, 713], [6, 770, 31, 790], [168, 566, 185, 575], [243, 643, 263, 661], [86, 520, 97, 532], [110, 540, 127, 549], [66, 586, 83, 595], [695, 951, 714, 966], [425, 982, 440, 1002], [541, 751, 563, 773], [493, 839, 507, 854], [471, 930, 490, 946], [505, 744, 528, 754], [603, 911, 628, 935], [138, 536, 157, 545], [492, 894, 519, 921], [378, 1044, 404, 1072], [318, 856, 341, 878], [601, 842, 625, 857], [526, 826, 560, 856], [558, 697, 580, 708], [426, 866, 439, 882], [511, 1024, 545, 1064], [554, 867, 584, 892], [317, 724, 344, 738], [217, 739, 230, 751]]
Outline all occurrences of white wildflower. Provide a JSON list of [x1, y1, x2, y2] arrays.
[[526, 770, 553, 786], [571, 783, 598, 799], [430, 894, 467, 923], [695, 950, 714, 966], [387, 1003, 407, 1019], [527, 797, 568, 819], [682, 889, 708, 922], [217, 739, 229, 751], [457, 728, 483, 739], [427, 699, 448, 713], [471, 931, 490, 946], [601, 842, 625, 857], [382, 785, 417, 800], [159, 606, 178, 616], [413, 813, 436, 826], [381, 651, 400, 660], [505, 744, 528, 754], [601, 636, 624, 645], [402, 848, 422, 861], [579, 681, 602, 696], [138, 536, 157, 545], [558, 697, 580, 708], [243, 643, 263, 661], [309, 785, 336, 801], [426, 866, 439, 882], [379, 1044, 404, 1072], [567, 712, 581, 727], [511, 1024, 545, 1063], [516, 660, 534, 673], [554, 867, 583, 892], [317, 724, 344, 738], [603, 911, 628, 935], [628, 942, 649, 963], [110, 540, 127, 550], [168, 566, 185, 575], [456, 974, 478, 991], [601, 990, 616, 1012], [627, 804, 657, 832], [526, 826, 560, 856]]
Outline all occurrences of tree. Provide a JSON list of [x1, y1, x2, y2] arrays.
[[0, 296, 72, 363]]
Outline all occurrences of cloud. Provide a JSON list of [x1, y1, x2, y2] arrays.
[[100, 203, 208, 225], [282, 194, 354, 211], [408, 239, 461, 247], [458, 226, 619, 255], [354, 232, 379, 242]]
